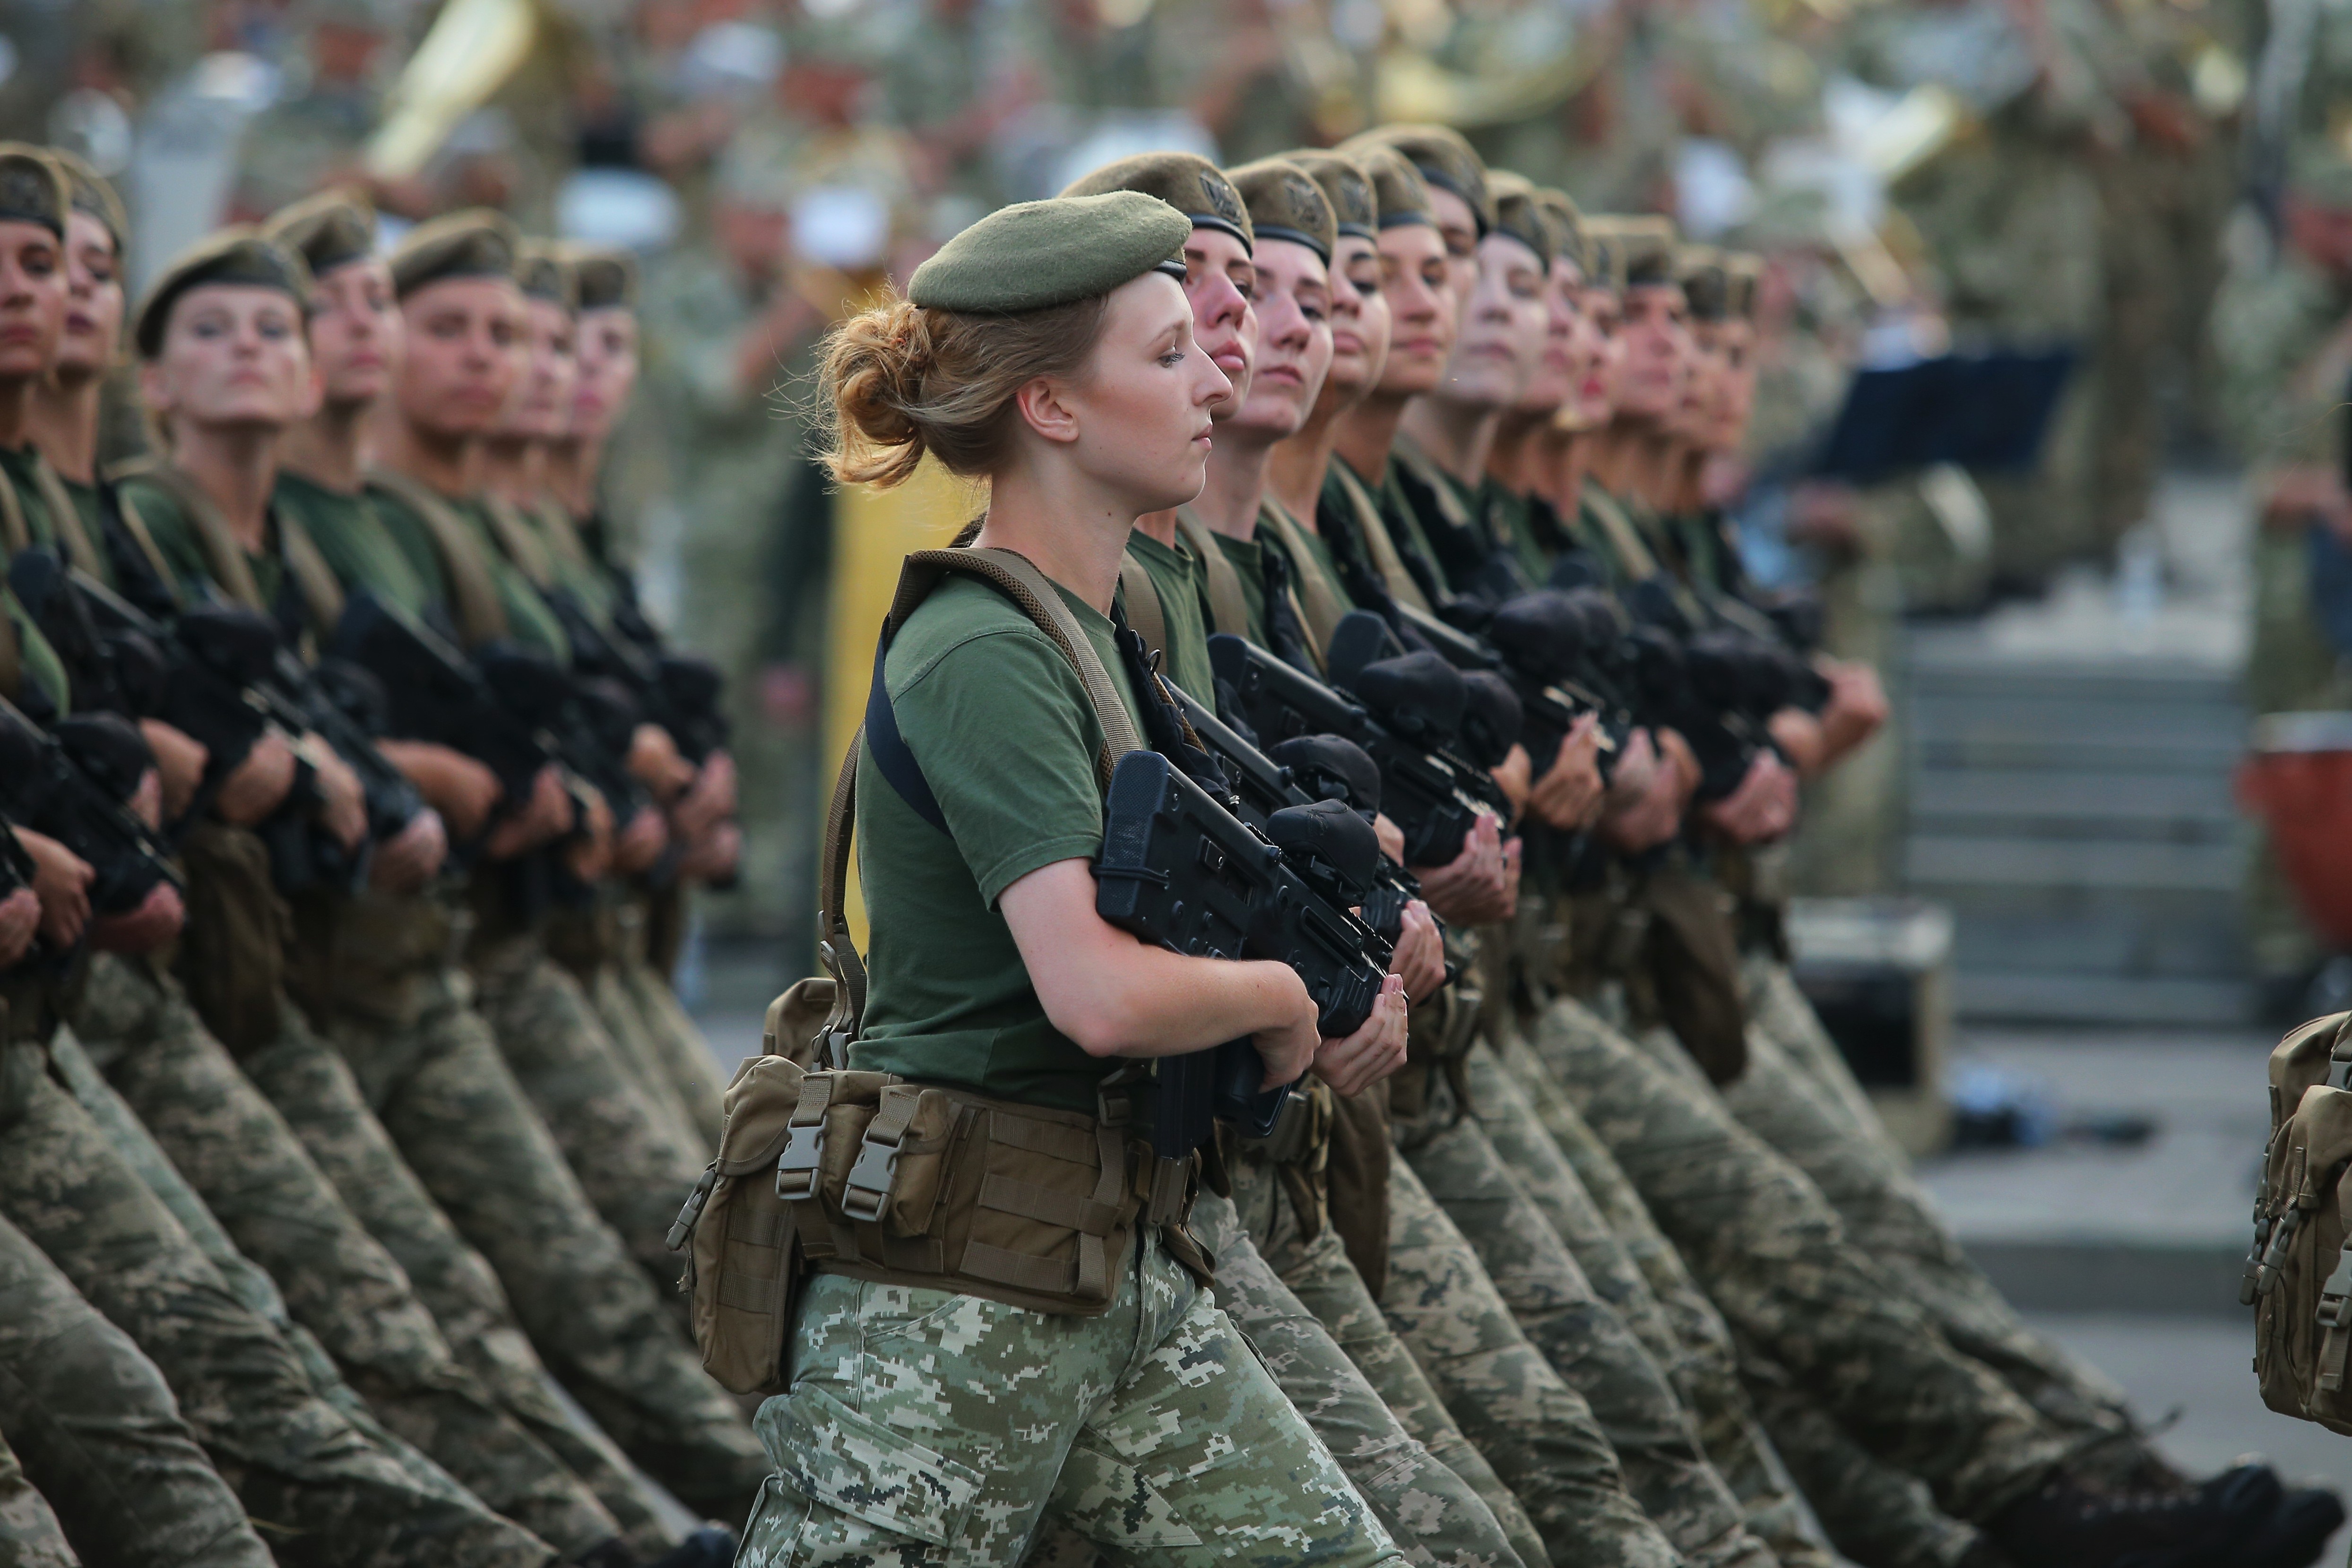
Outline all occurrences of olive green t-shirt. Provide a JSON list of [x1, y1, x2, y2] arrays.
[[58, 475, 103, 547], [365, 481, 571, 660], [1213, 530, 1273, 650], [276, 470, 433, 617], [849, 572, 1146, 1113], [120, 474, 294, 615], [1120, 526, 1217, 703], [2, 584, 69, 718], [0, 445, 61, 554]]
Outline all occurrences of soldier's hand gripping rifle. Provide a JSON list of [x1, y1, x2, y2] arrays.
[[0, 704, 182, 930], [1094, 749, 1392, 1170]]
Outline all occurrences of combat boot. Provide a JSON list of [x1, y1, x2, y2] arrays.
[[1986, 1462, 2281, 1568]]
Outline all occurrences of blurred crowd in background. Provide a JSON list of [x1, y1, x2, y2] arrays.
[[8, 0, 2339, 970]]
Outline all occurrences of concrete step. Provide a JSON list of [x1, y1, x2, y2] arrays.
[[1910, 731, 2242, 776], [1909, 770, 2237, 836], [1907, 834, 2241, 894], [1938, 891, 2244, 980], [1953, 971, 2255, 1025]]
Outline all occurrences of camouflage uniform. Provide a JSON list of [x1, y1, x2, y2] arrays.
[[1521, 995, 2078, 1524], [1221, 1127, 1551, 1568], [0, 1209, 272, 1568], [614, 914, 730, 1150], [739, 1237, 1412, 1567], [1189, 1183, 1535, 1568], [1396, 1044, 1779, 1568], [69, 953, 631, 1560], [0, 1033, 551, 1568], [0, 1424, 72, 1568]]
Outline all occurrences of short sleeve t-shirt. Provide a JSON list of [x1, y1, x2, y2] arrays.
[[1121, 526, 1217, 703], [276, 470, 433, 617], [849, 571, 1147, 1113], [1213, 531, 1273, 650], [365, 481, 571, 660], [119, 474, 293, 620]]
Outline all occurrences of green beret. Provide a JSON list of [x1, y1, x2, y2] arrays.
[[1723, 252, 1761, 321], [0, 145, 67, 239], [1342, 125, 1492, 237], [389, 209, 519, 299], [1227, 158, 1334, 264], [50, 149, 126, 259], [1060, 152, 1253, 253], [1283, 151, 1377, 241], [262, 188, 377, 278], [1485, 171, 1551, 264], [908, 191, 1190, 314], [1678, 245, 1728, 321], [1354, 144, 1435, 231], [567, 245, 638, 312], [1534, 188, 1590, 276], [134, 228, 312, 359], [1589, 215, 1679, 290], [516, 240, 576, 312]]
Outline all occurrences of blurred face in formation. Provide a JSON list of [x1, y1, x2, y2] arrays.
[[1571, 285, 1623, 428], [1709, 315, 1756, 451], [572, 307, 639, 445], [1518, 254, 1582, 416], [397, 276, 524, 439], [1614, 283, 1690, 423], [308, 258, 403, 409], [1373, 221, 1453, 398], [140, 284, 316, 433], [1425, 185, 1480, 317], [1184, 225, 1257, 416], [0, 220, 65, 383], [1323, 233, 1390, 402], [501, 296, 578, 441], [1440, 233, 1545, 410], [1029, 271, 1230, 516], [55, 212, 121, 381], [1231, 238, 1331, 442], [1679, 319, 1725, 441]]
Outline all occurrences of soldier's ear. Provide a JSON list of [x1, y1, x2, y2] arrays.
[[136, 358, 173, 422], [1012, 373, 1081, 448]]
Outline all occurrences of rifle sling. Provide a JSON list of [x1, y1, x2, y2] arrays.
[[366, 469, 512, 647], [1175, 508, 1252, 639]]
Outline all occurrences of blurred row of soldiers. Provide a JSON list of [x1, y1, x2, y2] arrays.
[[0, 141, 767, 1567], [0, 0, 2267, 932]]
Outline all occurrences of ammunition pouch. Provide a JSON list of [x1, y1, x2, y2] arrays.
[[1325, 1080, 1394, 1297], [283, 887, 450, 1029], [1221, 1078, 1334, 1243], [675, 1048, 1200, 1397], [172, 820, 289, 1054], [2249, 1012, 2352, 1434], [1627, 862, 1747, 1087]]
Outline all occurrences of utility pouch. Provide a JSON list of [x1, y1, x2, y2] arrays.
[[172, 820, 288, 1054], [1637, 862, 1747, 1086], [2248, 1011, 2352, 1434]]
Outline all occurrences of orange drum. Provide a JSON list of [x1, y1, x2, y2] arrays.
[[2238, 713, 2352, 949]]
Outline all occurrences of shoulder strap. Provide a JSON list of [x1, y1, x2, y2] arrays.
[[366, 469, 512, 647], [107, 483, 182, 603], [25, 453, 103, 580], [1580, 481, 1662, 581], [1118, 548, 1170, 673], [1330, 459, 1432, 613], [533, 497, 593, 570], [480, 494, 557, 590], [0, 460, 29, 555], [1389, 437, 1477, 534], [1174, 508, 1251, 638], [116, 458, 269, 612], [817, 733, 868, 1055], [1260, 498, 1348, 659], [275, 509, 347, 640], [0, 594, 21, 704]]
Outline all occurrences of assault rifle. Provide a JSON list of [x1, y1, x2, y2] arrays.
[[328, 592, 553, 815], [543, 585, 731, 764], [1163, 681, 1426, 948], [1209, 632, 1503, 869], [1483, 590, 1629, 778], [1094, 749, 1391, 1155], [0, 704, 181, 922]]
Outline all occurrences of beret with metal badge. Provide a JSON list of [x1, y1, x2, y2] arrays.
[[1678, 245, 1729, 321], [1587, 214, 1680, 290], [389, 208, 520, 299], [1485, 170, 1554, 264], [50, 149, 127, 259], [134, 227, 312, 358], [1281, 150, 1378, 242], [1060, 151, 1254, 254], [516, 239, 577, 312], [1226, 157, 1336, 264], [908, 190, 1191, 314], [1534, 187, 1590, 277], [567, 244, 639, 312], [1354, 144, 1435, 231], [0, 144, 68, 240], [1341, 125, 1493, 236], [262, 187, 377, 278]]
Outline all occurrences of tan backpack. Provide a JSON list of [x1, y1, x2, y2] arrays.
[[666, 547, 1203, 1397], [2247, 1009, 2352, 1434]]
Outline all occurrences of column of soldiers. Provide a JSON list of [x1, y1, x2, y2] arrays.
[[0, 119, 2341, 1568], [732, 135, 2344, 1568]]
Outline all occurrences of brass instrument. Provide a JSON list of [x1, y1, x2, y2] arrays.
[[364, 0, 542, 182]]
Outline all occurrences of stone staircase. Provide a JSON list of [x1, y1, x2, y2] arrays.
[[1896, 474, 2257, 1026]]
